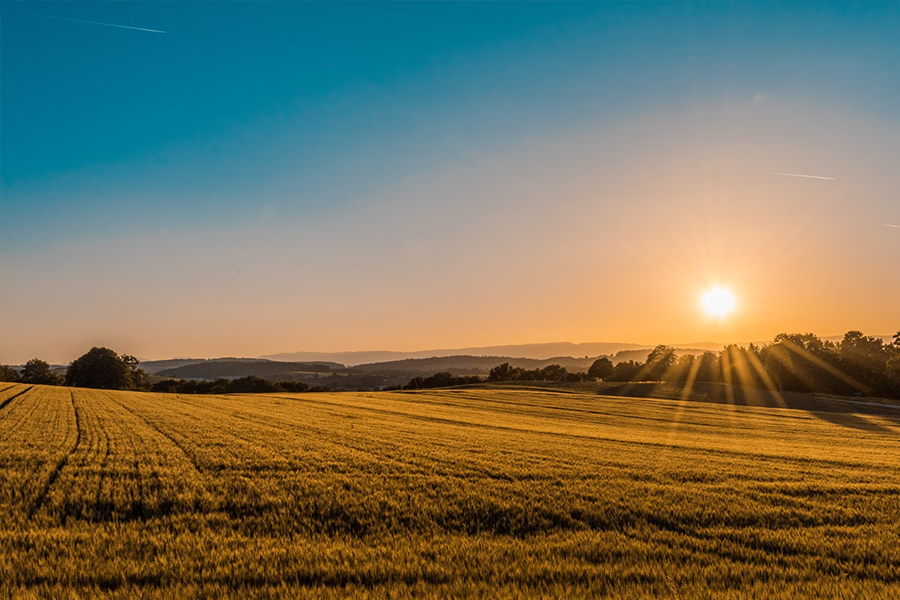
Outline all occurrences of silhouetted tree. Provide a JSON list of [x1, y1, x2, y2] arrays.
[[278, 380, 311, 393], [761, 342, 794, 392], [150, 377, 311, 394], [404, 372, 482, 390], [66, 347, 135, 390], [694, 351, 718, 383], [121, 354, 151, 391], [0, 365, 20, 382], [718, 345, 764, 390], [488, 363, 517, 382], [774, 332, 833, 355], [20, 358, 63, 385], [539, 364, 569, 382], [887, 352, 900, 375], [644, 345, 676, 380], [587, 357, 614, 380], [888, 332, 900, 387], [667, 354, 694, 382], [226, 376, 282, 393], [839, 331, 889, 375], [608, 360, 642, 382], [765, 333, 844, 393]]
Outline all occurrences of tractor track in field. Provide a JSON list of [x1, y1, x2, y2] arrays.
[[102, 393, 206, 482], [0, 386, 44, 435], [0, 385, 34, 412], [87, 399, 114, 520], [112, 394, 432, 482], [111, 401, 147, 509], [28, 389, 82, 518], [124, 395, 293, 465]]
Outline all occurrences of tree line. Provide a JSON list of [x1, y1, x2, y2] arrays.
[[149, 377, 316, 394], [0, 348, 150, 389], [409, 330, 900, 398], [617, 331, 900, 398], [4, 330, 899, 398], [0, 347, 321, 394]]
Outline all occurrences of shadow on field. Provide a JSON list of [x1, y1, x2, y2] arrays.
[[810, 410, 898, 434], [596, 381, 900, 435]]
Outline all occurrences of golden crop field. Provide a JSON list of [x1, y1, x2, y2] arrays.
[[1, 382, 899, 599]]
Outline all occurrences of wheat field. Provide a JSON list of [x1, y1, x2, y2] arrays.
[[1, 382, 899, 599]]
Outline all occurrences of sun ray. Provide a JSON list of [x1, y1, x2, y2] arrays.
[[678, 356, 703, 403], [743, 349, 789, 410], [655, 356, 704, 449], [778, 339, 870, 394], [718, 347, 739, 434]]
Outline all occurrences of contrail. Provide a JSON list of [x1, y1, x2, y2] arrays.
[[21, 12, 165, 34], [881, 223, 900, 228], [769, 172, 835, 180]]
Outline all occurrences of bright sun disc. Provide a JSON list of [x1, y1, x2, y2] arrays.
[[701, 287, 736, 318]]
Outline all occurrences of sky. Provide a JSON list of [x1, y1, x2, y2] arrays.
[[2, 1, 899, 364]]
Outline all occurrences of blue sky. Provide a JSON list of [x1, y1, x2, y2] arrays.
[[2, 2, 899, 362], [4, 1, 897, 246]]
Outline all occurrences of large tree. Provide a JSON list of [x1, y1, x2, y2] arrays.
[[20, 358, 62, 385], [488, 363, 518, 382], [839, 330, 889, 374], [587, 357, 614, 380], [889, 332, 900, 387], [66, 347, 145, 390], [644, 345, 676, 380]]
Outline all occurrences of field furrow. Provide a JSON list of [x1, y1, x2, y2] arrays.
[[0, 384, 34, 412], [27, 389, 84, 518], [0, 386, 78, 521]]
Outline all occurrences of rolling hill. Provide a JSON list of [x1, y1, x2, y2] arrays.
[[351, 354, 599, 375], [155, 359, 346, 380], [262, 341, 661, 365]]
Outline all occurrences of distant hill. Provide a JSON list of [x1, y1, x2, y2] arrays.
[[157, 359, 346, 380], [142, 357, 286, 375], [352, 348, 725, 376], [140, 358, 214, 375], [142, 335, 896, 382], [351, 355, 602, 375], [263, 342, 656, 366]]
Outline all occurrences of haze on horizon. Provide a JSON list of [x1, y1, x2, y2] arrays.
[[2, 2, 898, 365]]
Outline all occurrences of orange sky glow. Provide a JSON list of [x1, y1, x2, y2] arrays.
[[4, 98, 897, 364]]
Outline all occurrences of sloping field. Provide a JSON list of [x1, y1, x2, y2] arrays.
[[1, 382, 899, 599]]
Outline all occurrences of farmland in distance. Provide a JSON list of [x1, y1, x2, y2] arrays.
[[1, 382, 899, 599]]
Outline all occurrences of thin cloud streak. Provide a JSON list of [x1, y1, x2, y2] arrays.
[[21, 12, 166, 34], [769, 172, 835, 180], [881, 223, 900, 228]]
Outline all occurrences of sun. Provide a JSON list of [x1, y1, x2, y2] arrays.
[[701, 286, 736, 318]]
